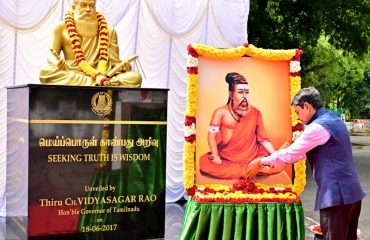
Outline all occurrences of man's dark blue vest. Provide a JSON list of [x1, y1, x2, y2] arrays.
[[306, 107, 365, 211]]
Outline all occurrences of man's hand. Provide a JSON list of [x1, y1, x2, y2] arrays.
[[50, 49, 69, 70], [56, 59, 69, 70], [279, 141, 290, 150], [211, 156, 222, 165], [121, 61, 132, 72], [208, 154, 222, 165], [245, 158, 263, 179]]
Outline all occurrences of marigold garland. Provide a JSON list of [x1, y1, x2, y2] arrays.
[[65, 11, 109, 81], [183, 43, 306, 201]]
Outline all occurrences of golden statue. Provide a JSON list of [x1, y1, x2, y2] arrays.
[[39, 0, 142, 87]]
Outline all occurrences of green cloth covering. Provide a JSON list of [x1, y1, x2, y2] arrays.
[[179, 198, 305, 240]]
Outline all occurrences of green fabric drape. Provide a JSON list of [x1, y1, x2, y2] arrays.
[[179, 198, 304, 240]]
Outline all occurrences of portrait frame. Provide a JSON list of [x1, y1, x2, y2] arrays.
[[183, 43, 306, 202]]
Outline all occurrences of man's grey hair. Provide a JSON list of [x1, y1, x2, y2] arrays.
[[291, 87, 323, 110]]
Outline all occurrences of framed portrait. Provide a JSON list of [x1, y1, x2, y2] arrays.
[[183, 43, 306, 202]]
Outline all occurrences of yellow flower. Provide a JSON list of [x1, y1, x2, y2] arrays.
[[183, 43, 306, 200], [65, 11, 108, 79]]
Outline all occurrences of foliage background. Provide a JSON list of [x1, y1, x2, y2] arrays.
[[248, 0, 370, 119]]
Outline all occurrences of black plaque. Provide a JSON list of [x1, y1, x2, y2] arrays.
[[6, 84, 168, 239]]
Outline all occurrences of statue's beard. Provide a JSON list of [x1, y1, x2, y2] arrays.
[[231, 98, 248, 117], [75, 17, 99, 38]]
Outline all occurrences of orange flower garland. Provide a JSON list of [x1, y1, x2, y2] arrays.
[[65, 11, 108, 84], [183, 43, 306, 203]]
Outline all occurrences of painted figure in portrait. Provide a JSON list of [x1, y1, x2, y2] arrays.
[[199, 72, 288, 180]]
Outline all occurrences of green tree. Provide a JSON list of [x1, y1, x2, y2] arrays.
[[248, 0, 370, 55], [248, 0, 370, 119]]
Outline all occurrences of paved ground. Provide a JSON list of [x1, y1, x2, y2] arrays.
[[350, 135, 370, 146], [1, 136, 369, 239]]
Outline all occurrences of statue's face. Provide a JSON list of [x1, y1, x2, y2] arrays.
[[73, 0, 97, 20], [231, 83, 250, 111]]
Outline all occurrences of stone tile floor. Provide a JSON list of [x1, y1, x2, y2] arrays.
[[1, 145, 369, 239]]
